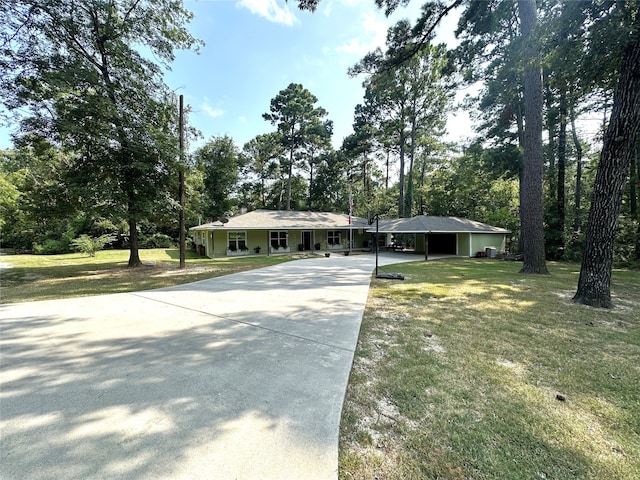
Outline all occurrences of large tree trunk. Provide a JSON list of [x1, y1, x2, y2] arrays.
[[518, 0, 548, 274], [127, 198, 142, 267], [632, 141, 640, 260], [573, 35, 640, 308], [516, 98, 525, 254]]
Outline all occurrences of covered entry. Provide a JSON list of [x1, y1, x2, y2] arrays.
[[301, 231, 313, 250]]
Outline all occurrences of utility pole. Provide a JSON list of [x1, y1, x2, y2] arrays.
[[179, 94, 186, 269]]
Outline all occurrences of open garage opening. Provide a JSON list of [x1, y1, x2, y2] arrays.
[[428, 233, 457, 255]]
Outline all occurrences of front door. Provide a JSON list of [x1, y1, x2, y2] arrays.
[[302, 231, 312, 250]]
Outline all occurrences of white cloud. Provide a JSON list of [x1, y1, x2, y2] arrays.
[[201, 101, 224, 119], [336, 11, 388, 55], [322, 1, 333, 17], [237, 0, 297, 26]]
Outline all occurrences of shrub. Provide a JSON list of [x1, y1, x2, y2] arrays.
[[71, 234, 116, 257], [34, 238, 70, 255], [139, 233, 174, 249]]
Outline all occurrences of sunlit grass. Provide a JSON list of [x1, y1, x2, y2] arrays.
[[340, 258, 640, 480], [0, 249, 303, 304]]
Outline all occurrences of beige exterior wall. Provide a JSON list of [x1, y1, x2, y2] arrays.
[[470, 233, 506, 256], [192, 228, 506, 258], [191, 228, 368, 258], [458, 234, 470, 256]]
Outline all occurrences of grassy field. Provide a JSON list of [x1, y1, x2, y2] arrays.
[[339, 259, 640, 480], [0, 248, 303, 304]]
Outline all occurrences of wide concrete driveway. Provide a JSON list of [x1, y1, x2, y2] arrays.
[[1, 253, 416, 480]]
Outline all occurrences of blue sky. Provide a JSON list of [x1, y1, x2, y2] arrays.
[[0, 0, 474, 151]]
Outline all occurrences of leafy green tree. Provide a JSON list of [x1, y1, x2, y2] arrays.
[[240, 133, 284, 209], [194, 136, 242, 221], [263, 83, 331, 210], [300, 119, 333, 210], [0, 0, 200, 266], [426, 143, 520, 237]]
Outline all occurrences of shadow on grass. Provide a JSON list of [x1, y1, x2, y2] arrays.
[[343, 258, 640, 479]]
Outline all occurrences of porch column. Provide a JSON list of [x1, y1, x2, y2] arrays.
[[424, 233, 428, 261]]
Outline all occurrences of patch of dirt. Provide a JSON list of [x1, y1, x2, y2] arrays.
[[423, 333, 445, 354]]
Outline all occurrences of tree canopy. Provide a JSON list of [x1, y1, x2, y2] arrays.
[[1, 0, 201, 266]]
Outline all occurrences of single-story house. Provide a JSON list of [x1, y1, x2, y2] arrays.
[[190, 209, 369, 258], [369, 216, 511, 258]]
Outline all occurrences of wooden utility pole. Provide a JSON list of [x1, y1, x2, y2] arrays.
[[179, 94, 186, 269]]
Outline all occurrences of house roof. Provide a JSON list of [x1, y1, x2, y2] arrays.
[[369, 216, 511, 234], [190, 209, 369, 231]]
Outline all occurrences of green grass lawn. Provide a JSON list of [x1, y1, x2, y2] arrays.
[[0, 248, 302, 304], [339, 259, 640, 480]]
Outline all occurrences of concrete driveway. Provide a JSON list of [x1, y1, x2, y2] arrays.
[[0, 253, 417, 480]]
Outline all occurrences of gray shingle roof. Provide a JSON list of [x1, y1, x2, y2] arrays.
[[369, 216, 511, 234], [190, 209, 369, 231]]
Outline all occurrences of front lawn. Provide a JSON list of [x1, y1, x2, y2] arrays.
[[0, 248, 302, 304], [340, 259, 640, 479]]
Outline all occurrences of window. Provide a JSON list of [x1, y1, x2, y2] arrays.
[[327, 230, 340, 246], [228, 231, 247, 251], [270, 231, 288, 249]]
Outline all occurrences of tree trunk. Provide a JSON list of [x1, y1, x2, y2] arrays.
[[385, 149, 390, 191], [517, 0, 548, 274], [633, 140, 640, 260], [573, 35, 640, 308], [286, 146, 293, 211], [308, 156, 314, 210], [419, 150, 428, 215], [127, 203, 142, 267], [398, 129, 406, 217], [556, 89, 567, 258], [405, 112, 417, 217], [630, 141, 637, 216], [570, 105, 583, 241], [516, 97, 525, 254]]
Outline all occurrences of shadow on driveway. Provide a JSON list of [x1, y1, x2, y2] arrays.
[[0, 253, 417, 479]]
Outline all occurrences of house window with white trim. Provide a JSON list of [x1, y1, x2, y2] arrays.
[[270, 231, 288, 249], [327, 230, 341, 246], [228, 231, 247, 251]]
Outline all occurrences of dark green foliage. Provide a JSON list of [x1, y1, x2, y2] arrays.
[[425, 143, 520, 241], [1, 0, 201, 267], [263, 83, 331, 210], [139, 233, 175, 249], [194, 136, 242, 220], [33, 238, 71, 255]]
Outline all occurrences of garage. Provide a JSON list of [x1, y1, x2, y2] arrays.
[[369, 216, 511, 258]]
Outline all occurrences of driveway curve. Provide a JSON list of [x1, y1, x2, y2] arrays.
[[1, 253, 416, 480]]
